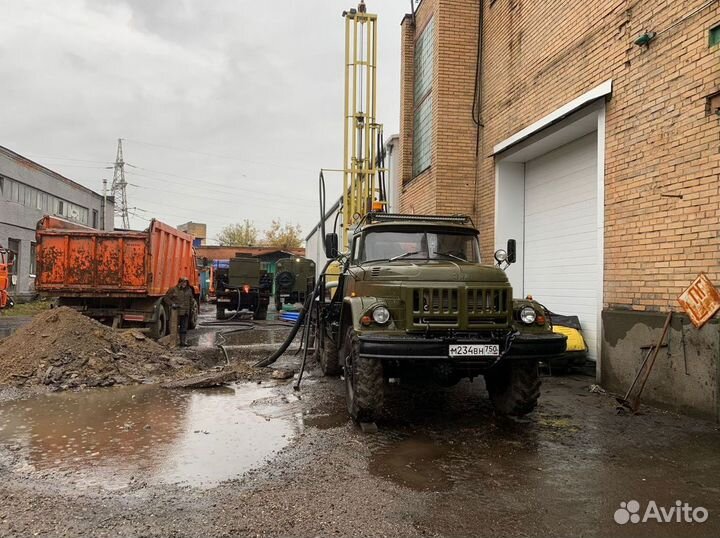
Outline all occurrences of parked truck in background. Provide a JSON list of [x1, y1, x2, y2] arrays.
[[35, 216, 200, 338], [275, 257, 316, 312], [214, 254, 271, 320]]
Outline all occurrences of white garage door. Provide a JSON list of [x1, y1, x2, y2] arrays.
[[523, 133, 599, 359]]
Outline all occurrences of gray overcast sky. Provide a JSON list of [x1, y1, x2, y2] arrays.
[[0, 0, 410, 243]]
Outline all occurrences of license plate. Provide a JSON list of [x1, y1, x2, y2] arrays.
[[217, 298, 231, 303], [449, 344, 500, 357]]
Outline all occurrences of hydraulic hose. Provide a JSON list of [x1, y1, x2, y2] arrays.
[[254, 258, 334, 368]]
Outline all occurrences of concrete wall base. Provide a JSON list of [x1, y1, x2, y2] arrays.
[[602, 309, 719, 422]]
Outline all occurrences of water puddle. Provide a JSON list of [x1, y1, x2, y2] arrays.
[[369, 436, 453, 492], [303, 411, 348, 430], [0, 382, 302, 489], [193, 326, 292, 347]]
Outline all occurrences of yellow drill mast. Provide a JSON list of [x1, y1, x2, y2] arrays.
[[341, 1, 385, 251]]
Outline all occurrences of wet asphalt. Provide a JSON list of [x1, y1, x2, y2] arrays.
[[0, 305, 719, 537]]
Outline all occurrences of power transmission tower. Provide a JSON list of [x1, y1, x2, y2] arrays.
[[110, 138, 130, 229]]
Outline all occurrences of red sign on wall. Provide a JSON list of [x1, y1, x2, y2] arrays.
[[678, 273, 720, 329]]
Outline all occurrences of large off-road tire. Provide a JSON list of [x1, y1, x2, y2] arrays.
[[484, 360, 541, 416], [148, 305, 168, 340], [216, 304, 227, 321], [188, 299, 199, 329], [343, 328, 384, 422], [313, 316, 341, 376], [318, 332, 341, 376]]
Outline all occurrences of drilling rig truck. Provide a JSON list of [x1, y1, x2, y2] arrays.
[[309, 2, 566, 422]]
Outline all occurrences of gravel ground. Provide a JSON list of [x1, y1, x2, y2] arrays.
[[1, 310, 719, 537]]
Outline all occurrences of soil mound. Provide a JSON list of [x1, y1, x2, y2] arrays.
[[0, 307, 182, 389]]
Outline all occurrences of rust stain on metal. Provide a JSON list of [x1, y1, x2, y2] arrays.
[[677, 273, 720, 329], [35, 219, 197, 297]]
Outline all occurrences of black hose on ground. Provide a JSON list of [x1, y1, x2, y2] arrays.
[[293, 297, 316, 391]]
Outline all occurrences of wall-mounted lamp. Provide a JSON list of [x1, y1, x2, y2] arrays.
[[634, 31, 657, 47]]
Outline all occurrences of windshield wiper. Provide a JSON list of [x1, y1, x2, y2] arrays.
[[434, 251, 466, 262], [389, 251, 419, 261]]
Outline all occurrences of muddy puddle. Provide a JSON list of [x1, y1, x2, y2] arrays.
[[192, 325, 293, 348], [0, 382, 303, 489]]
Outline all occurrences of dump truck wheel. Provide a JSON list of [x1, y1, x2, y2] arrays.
[[188, 299, 199, 329], [485, 360, 541, 416], [343, 328, 384, 422], [255, 305, 268, 321], [148, 306, 167, 340], [216, 304, 227, 321]]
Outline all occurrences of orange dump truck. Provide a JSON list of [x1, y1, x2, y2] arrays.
[[35, 216, 199, 338]]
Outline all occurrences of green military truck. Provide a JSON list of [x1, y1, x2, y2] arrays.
[[314, 213, 567, 422], [215, 254, 271, 320], [275, 257, 316, 312]]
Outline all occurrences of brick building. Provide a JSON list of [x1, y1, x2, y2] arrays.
[[398, 0, 720, 418]]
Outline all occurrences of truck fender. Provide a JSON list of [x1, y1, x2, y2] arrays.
[[340, 296, 384, 337]]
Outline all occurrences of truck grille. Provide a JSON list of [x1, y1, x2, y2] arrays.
[[408, 286, 510, 329]]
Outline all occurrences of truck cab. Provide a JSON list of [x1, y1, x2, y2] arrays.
[[316, 213, 566, 422]]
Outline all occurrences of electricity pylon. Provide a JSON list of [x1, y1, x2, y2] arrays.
[[111, 138, 130, 229]]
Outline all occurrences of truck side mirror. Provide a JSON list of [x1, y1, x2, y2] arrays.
[[507, 239, 516, 264], [324, 233, 339, 258]]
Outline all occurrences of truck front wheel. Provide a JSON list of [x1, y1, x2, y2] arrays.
[[484, 360, 541, 416], [343, 328, 384, 423], [216, 304, 227, 321]]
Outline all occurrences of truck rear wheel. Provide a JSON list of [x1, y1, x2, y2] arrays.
[[255, 305, 268, 321], [216, 304, 227, 321], [484, 360, 541, 416], [343, 328, 384, 422], [148, 306, 167, 340], [318, 332, 341, 376]]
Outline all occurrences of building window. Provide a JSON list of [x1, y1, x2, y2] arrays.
[[1, 176, 90, 225], [710, 24, 720, 47], [412, 18, 434, 177], [92, 209, 98, 228], [29, 242, 36, 276]]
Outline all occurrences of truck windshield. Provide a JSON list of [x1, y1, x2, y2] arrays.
[[358, 231, 480, 263]]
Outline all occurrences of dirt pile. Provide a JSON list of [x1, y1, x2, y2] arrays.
[[0, 307, 191, 389]]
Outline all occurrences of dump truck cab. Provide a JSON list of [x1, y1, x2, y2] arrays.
[[215, 254, 271, 320], [316, 213, 566, 421]]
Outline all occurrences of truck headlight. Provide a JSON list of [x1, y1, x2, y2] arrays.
[[372, 305, 391, 325], [519, 306, 536, 324]]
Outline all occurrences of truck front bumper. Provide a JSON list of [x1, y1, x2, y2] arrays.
[[358, 332, 567, 362]]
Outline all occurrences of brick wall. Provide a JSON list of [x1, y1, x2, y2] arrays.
[[400, 0, 720, 311], [400, 0, 480, 217]]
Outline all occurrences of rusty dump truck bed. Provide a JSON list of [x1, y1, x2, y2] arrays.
[[35, 216, 198, 297]]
